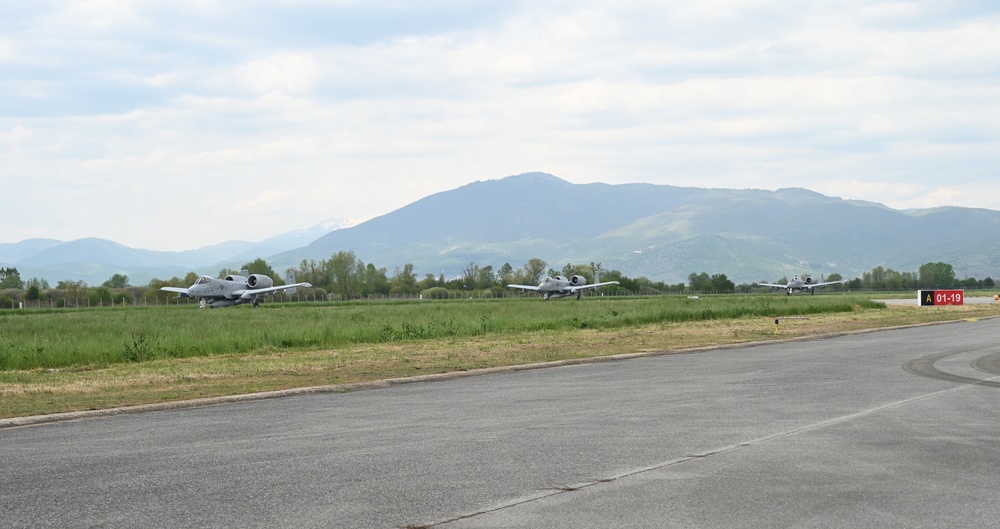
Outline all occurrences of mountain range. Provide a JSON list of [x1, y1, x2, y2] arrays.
[[0, 218, 356, 287], [4, 173, 1000, 286]]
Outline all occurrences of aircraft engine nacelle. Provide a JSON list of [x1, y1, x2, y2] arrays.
[[804, 277, 813, 284], [570, 275, 587, 286], [246, 274, 273, 289]]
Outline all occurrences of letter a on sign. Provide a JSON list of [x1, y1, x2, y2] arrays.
[[919, 290, 935, 306]]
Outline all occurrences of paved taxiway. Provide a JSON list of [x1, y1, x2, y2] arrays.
[[4, 317, 1000, 528]]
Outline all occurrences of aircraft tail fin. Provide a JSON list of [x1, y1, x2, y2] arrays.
[[285, 268, 299, 295]]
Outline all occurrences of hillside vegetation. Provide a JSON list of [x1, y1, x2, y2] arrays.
[[7, 173, 1000, 285]]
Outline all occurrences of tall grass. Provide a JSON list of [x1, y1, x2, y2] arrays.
[[0, 295, 883, 370]]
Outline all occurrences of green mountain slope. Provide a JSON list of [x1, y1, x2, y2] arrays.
[[275, 173, 1000, 283]]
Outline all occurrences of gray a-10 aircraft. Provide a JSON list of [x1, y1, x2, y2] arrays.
[[507, 275, 620, 301], [161, 269, 311, 308], [758, 276, 846, 295]]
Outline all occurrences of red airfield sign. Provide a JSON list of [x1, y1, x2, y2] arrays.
[[918, 289, 964, 306]]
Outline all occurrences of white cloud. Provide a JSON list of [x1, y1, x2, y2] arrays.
[[1, 1, 999, 250], [235, 52, 323, 95], [238, 189, 295, 211], [0, 124, 34, 144], [45, 0, 144, 33]]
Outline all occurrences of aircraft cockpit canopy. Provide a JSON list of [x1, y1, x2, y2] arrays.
[[196, 276, 213, 285]]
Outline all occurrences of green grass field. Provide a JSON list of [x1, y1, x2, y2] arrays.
[[3, 294, 997, 419], [0, 295, 883, 371]]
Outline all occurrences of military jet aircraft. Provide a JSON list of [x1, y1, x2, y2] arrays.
[[507, 275, 620, 301], [758, 276, 846, 295], [161, 269, 311, 308]]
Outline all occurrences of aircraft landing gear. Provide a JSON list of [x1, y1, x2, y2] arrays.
[[576, 292, 582, 300], [252, 300, 260, 308]]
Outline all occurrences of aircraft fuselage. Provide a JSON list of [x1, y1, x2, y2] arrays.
[[161, 271, 311, 308]]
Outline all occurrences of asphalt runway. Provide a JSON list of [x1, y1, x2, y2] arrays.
[[4, 317, 1000, 528]]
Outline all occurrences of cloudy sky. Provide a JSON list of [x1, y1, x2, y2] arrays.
[[2, 1, 998, 251]]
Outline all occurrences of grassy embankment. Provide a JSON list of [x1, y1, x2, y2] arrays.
[[1, 294, 996, 418]]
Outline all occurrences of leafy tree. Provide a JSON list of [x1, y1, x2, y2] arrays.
[[0, 267, 24, 289], [359, 262, 389, 296], [297, 259, 324, 288], [710, 273, 735, 292], [560, 263, 592, 282], [26, 277, 50, 290], [418, 273, 440, 290], [476, 265, 496, 289], [591, 262, 604, 283], [883, 269, 904, 291], [523, 258, 548, 284], [25, 284, 41, 301], [498, 263, 514, 285], [919, 262, 956, 288], [390, 264, 418, 294], [958, 277, 980, 289], [242, 258, 277, 279], [688, 272, 711, 292], [825, 273, 846, 290], [506, 268, 527, 286], [102, 273, 130, 288], [182, 272, 200, 286], [54, 280, 86, 306], [602, 269, 635, 291], [461, 262, 479, 290], [88, 286, 113, 306], [327, 251, 360, 300]]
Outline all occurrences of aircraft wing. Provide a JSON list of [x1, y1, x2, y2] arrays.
[[236, 282, 313, 299], [569, 281, 620, 293], [507, 284, 541, 291], [757, 283, 786, 289], [804, 280, 846, 289], [160, 287, 190, 297]]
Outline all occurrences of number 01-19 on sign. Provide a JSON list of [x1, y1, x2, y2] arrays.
[[918, 289, 964, 306]]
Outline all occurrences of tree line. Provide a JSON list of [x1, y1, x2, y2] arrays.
[[0, 257, 995, 308]]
